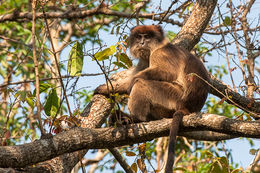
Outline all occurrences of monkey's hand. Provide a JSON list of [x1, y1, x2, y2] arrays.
[[95, 80, 130, 96], [94, 84, 109, 96]]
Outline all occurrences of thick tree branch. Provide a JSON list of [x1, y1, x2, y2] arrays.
[[0, 113, 260, 168], [181, 113, 260, 137], [172, 0, 217, 51]]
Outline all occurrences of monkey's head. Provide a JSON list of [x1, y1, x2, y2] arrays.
[[129, 25, 165, 60]]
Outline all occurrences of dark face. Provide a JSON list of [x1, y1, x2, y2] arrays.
[[130, 32, 155, 48], [129, 25, 164, 60]]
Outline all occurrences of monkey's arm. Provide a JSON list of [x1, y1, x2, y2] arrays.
[[134, 67, 177, 82], [94, 79, 130, 96], [94, 69, 134, 96], [128, 67, 178, 93]]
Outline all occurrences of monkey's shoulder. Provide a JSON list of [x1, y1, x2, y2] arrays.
[[152, 43, 190, 61], [157, 42, 177, 52]]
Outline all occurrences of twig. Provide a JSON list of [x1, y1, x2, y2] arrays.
[[158, 0, 177, 24], [228, 0, 246, 83], [134, 0, 150, 25], [32, 0, 45, 135], [0, 6, 183, 26], [156, 138, 164, 170], [108, 148, 134, 173], [240, 0, 256, 97], [221, 140, 230, 172], [217, 5, 237, 91], [0, 35, 32, 48], [249, 149, 260, 171], [138, 144, 147, 173]]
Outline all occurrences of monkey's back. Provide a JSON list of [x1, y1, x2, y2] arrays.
[[155, 43, 210, 113], [179, 47, 210, 113]]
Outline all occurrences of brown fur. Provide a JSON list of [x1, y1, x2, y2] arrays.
[[95, 25, 210, 173]]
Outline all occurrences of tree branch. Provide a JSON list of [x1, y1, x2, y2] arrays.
[[108, 148, 134, 173], [0, 113, 260, 168], [210, 77, 260, 115], [172, 0, 217, 51], [0, 6, 182, 26]]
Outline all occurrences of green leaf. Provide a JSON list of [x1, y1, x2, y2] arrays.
[[118, 53, 132, 68], [26, 97, 34, 108], [210, 161, 223, 173], [109, 45, 117, 54], [116, 26, 120, 34], [15, 91, 27, 102], [44, 89, 60, 117], [224, 16, 231, 26], [204, 150, 214, 158], [113, 62, 128, 69], [111, 26, 115, 34], [231, 168, 243, 173], [94, 45, 117, 61], [209, 158, 229, 173], [68, 41, 84, 76], [173, 167, 187, 171], [33, 83, 52, 96], [218, 156, 229, 167]]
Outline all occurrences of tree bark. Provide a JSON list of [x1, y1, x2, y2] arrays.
[[0, 113, 260, 168]]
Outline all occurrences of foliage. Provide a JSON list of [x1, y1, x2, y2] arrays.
[[68, 41, 84, 76]]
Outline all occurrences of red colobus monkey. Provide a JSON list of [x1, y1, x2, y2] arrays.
[[95, 25, 209, 172]]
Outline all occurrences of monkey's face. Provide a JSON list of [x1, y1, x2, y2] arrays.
[[129, 25, 164, 60], [130, 34, 152, 60]]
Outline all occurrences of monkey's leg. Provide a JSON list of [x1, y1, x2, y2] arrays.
[[127, 79, 151, 122], [128, 79, 184, 121]]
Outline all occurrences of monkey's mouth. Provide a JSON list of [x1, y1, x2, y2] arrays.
[[137, 49, 150, 58], [137, 48, 150, 53]]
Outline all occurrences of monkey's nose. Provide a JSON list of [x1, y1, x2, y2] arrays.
[[140, 42, 145, 47]]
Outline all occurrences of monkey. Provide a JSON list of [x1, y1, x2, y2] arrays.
[[94, 25, 210, 173]]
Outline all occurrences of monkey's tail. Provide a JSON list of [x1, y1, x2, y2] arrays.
[[165, 110, 184, 173]]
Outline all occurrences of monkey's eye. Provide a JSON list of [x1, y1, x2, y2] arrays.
[[136, 35, 142, 39], [144, 34, 152, 39]]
